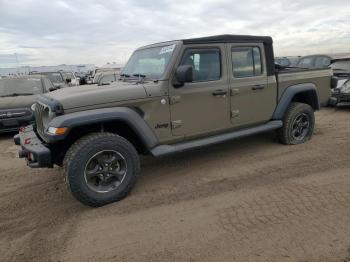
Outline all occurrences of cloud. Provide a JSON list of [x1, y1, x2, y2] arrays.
[[0, 0, 349, 67]]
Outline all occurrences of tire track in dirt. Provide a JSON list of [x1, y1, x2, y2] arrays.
[[1, 108, 350, 261], [0, 168, 88, 262], [217, 184, 350, 235], [86, 138, 350, 217]]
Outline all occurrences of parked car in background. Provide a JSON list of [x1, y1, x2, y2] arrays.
[[275, 56, 301, 67], [75, 72, 90, 85], [329, 56, 350, 106], [92, 66, 123, 77], [330, 55, 350, 78], [92, 70, 120, 84], [92, 72, 103, 84], [0, 75, 55, 133], [61, 71, 80, 86], [32, 71, 68, 89], [97, 72, 120, 85], [296, 53, 350, 69]]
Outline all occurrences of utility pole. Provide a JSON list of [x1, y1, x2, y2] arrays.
[[14, 53, 19, 75]]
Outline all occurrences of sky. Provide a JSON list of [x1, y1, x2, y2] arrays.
[[0, 0, 349, 67]]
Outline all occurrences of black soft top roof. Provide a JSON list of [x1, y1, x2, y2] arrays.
[[183, 34, 273, 45]]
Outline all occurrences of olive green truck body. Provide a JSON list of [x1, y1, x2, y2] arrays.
[[14, 35, 331, 206]]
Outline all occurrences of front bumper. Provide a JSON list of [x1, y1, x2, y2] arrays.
[[14, 125, 53, 168], [331, 89, 350, 104]]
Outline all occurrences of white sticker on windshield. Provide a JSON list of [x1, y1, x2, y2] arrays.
[[159, 44, 176, 55]]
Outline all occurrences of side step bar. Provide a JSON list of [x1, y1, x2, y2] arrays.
[[150, 120, 283, 157]]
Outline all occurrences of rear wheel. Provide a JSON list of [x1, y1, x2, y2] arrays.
[[63, 132, 140, 207], [277, 102, 315, 145]]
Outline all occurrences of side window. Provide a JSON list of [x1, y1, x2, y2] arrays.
[[253, 47, 262, 75], [231, 47, 262, 78], [314, 56, 331, 68], [180, 49, 221, 82], [297, 57, 314, 68], [100, 74, 115, 83]]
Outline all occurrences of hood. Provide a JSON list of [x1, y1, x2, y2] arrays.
[[0, 95, 37, 110], [45, 81, 148, 110]]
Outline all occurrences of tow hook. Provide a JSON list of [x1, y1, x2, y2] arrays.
[[14, 134, 20, 146], [18, 149, 28, 158]]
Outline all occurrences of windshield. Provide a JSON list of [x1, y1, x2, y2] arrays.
[[63, 72, 74, 79], [93, 73, 103, 83], [0, 78, 43, 96], [41, 72, 64, 83], [122, 44, 176, 79]]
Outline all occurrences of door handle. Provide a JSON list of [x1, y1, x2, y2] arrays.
[[212, 89, 227, 96], [252, 85, 265, 91]]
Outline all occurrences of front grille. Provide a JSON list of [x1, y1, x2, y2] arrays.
[[35, 102, 48, 139]]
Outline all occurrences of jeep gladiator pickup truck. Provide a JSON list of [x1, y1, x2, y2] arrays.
[[14, 35, 331, 207]]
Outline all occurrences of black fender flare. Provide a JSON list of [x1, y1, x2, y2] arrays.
[[272, 83, 320, 120], [47, 107, 158, 149]]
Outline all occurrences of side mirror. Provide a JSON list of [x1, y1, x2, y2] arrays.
[[174, 65, 193, 87]]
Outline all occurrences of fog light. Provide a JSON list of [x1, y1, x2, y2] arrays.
[[47, 127, 68, 135]]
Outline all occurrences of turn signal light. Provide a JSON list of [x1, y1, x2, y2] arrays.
[[47, 127, 68, 135]]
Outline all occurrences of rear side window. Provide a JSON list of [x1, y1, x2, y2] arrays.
[[180, 49, 221, 82], [231, 47, 262, 78], [297, 57, 314, 68], [314, 56, 331, 68]]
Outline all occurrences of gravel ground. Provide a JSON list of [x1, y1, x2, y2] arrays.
[[1, 107, 350, 262]]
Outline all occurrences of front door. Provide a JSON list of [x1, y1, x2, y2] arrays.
[[169, 45, 230, 137], [227, 44, 276, 127]]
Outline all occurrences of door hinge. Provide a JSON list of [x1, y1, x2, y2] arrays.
[[231, 110, 240, 118], [230, 88, 239, 96], [169, 96, 181, 105], [171, 120, 183, 129]]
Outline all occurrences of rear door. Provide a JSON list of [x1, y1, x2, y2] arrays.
[[227, 43, 276, 128], [169, 44, 230, 137]]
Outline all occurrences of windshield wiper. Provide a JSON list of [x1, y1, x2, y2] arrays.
[[0, 93, 34, 97], [133, 74, 146, 78], [119, 73, 130, 81], [132, 74, 148, 84]]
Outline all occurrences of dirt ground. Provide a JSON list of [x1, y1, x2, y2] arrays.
[[1, 107, 350, 262]]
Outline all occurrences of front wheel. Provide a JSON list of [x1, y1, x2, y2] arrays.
[[277, 102, 315, 145], [63, 132, 140, 207]]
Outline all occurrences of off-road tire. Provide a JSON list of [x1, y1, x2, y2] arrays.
[[63, 132, 140, 207], [277, 102, 315, 145]]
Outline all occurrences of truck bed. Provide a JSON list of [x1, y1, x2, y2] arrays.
[[276, 68, 331, 106]]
